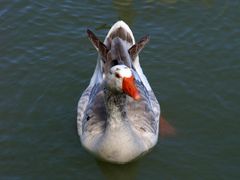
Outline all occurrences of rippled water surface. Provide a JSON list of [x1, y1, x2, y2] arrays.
[[1, 0, 239, 179]]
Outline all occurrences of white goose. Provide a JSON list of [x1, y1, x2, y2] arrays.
[[77, 21, 160, 164]]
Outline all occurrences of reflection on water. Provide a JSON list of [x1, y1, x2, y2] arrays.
[[113, 0, 135, 26], [96, 159, 139, 180], [95, 23, 111, 31], [112, 0, 216, 28], [157, 0, 215, 6]]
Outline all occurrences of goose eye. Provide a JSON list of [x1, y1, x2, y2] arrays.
[[115, 73, 121, 78]]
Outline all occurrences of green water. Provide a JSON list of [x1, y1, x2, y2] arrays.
[[0, 0, 239, 179]]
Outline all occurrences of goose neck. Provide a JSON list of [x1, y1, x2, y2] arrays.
[[104, 89, 127, 125]]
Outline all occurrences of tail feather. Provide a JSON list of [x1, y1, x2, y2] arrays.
[[104, 20, 135, 45], [108, 27, 133, 44]]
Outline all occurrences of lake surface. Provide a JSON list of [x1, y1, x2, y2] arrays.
[[0, 0, 239, 179]]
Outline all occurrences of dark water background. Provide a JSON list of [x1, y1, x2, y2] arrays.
[[0, 0, 239, 179]]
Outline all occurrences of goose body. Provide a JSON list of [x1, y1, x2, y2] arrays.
[[77, 21, 160, 164]]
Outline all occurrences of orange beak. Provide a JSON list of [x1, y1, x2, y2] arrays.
[[122, 76, 140, 100]]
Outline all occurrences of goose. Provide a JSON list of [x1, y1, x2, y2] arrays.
[[77, 20, 160, 164]]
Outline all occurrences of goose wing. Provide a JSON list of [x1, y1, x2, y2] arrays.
[[127, 79, 160, 136], [77, 83, 106, 138]]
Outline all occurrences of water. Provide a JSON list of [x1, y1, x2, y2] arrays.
[[0, 0, 239, 179]]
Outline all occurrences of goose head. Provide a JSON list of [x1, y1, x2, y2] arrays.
[[105, 65, 140, 100]]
